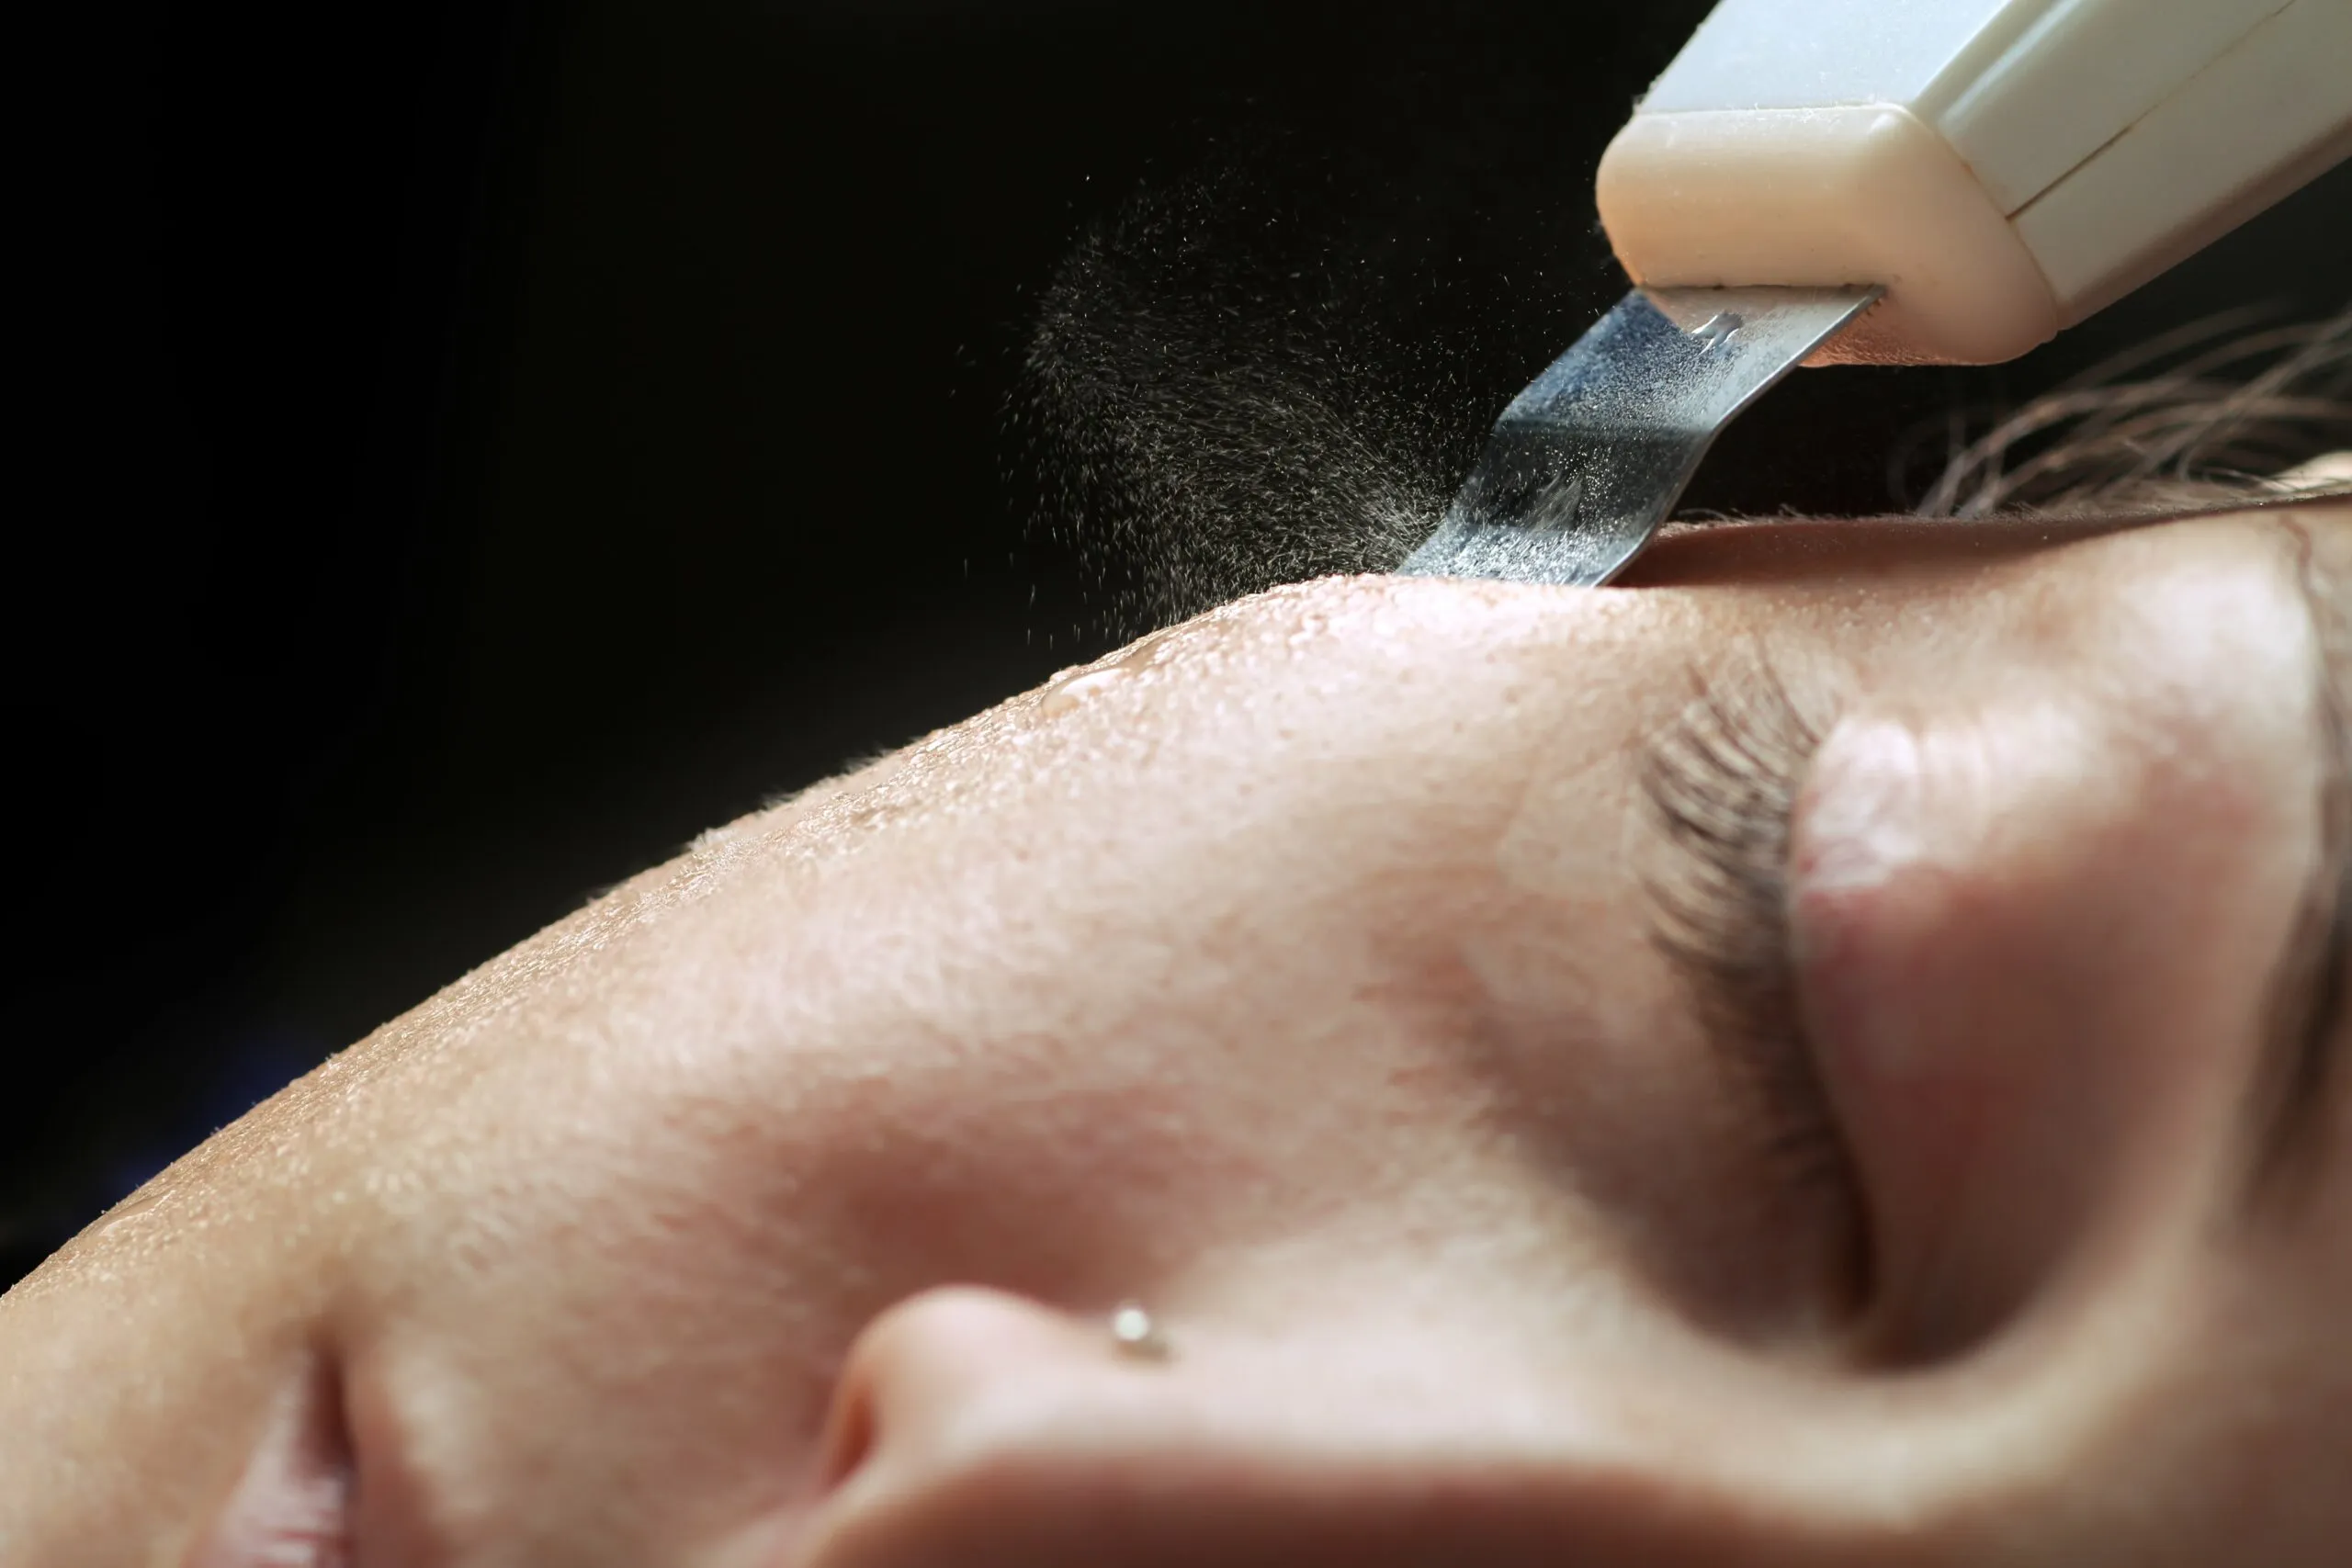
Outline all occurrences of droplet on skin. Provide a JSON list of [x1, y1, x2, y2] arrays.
[[82, 1183, 175, 1244], [1039, 665, 1133, 716]]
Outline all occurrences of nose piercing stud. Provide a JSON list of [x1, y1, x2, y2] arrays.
[[1109, 1302, 1172, 1363]]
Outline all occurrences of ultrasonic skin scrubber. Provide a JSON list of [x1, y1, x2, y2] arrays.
[[1405, 0, 2352, 586]]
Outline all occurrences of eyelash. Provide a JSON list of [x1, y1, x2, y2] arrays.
[[1638, 659, 1875, 1306]]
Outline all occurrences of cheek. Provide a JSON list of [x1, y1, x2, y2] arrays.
[[755, 908, 1560, 1321]]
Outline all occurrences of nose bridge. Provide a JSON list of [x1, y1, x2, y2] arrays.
[[787, 1284, 1856, 1568]]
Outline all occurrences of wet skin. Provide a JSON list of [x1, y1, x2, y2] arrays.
[[5, 502, 2351, 1566]]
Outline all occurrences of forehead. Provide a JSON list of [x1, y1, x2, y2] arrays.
[[1623, 503, 2349, 594], [1622, 514, 2126, 589]]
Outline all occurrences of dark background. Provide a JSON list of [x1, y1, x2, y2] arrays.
[[9, 0, 2347, 1290]]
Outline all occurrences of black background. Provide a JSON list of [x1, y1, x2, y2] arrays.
[[9, 0, 2347, 1289]]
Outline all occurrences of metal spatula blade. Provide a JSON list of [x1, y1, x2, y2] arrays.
[[1401, 285, 1880, 587]]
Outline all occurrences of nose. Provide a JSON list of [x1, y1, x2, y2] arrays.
[[811, 1286, 1119, 1506], [786, 1285, 1775, 1568], [803, 1284, 1261, 1568]]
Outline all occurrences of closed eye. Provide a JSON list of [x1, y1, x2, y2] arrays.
[[1639, 657, 1875, 1322]]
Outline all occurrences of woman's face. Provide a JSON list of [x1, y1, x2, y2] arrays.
[[8, 503, 2352, 1566]]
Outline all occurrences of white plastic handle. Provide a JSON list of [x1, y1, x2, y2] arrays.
[[1596, 0, 2352, 365]]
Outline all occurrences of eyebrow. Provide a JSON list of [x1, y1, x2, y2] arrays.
[[2246, 519, 2352, 1200]]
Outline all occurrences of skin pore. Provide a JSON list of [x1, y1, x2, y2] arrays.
[[5, 501, 2352, 1566]]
